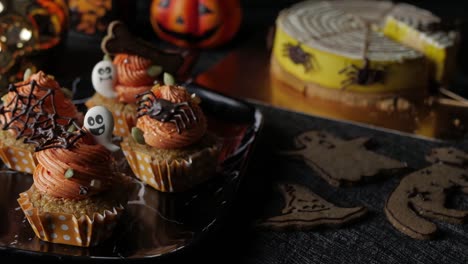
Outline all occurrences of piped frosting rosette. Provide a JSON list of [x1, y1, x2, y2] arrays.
[[0, 71, 81, 174], [33, 140, 113, 199], [114, 54, 157, 104], [17, 106, 128, 247], [121, 74, 220, 192]]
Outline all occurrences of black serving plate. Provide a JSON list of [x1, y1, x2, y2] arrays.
[[0, 83, 263, 260]]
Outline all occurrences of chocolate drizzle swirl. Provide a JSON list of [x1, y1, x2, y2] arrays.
[[0, 80, 84, 151], [136, 90, 197, 134]]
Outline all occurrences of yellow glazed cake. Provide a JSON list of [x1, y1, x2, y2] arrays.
[[271, 0, 459, 108]]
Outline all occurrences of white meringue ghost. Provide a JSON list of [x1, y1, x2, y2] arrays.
[[84, 106, 119, 152], [91, 57, 117, 98]]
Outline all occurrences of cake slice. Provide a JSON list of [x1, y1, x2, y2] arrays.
[[382, 3, 459, 85]]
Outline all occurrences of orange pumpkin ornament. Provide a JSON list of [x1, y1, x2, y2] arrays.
[[150, 0, 242, 48]]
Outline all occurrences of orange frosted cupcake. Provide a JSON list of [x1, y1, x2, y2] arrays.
[[0, 70, 81, 174], [121, 73, 220, 192], [86, 54, 161, 137], [18, 106, 129, 247]]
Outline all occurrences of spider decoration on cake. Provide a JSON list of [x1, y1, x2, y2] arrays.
[[0, 80, 85, 151], [283, 42, 316, 73], [338, 58, 386, 90], [136, 91, 198, 134]]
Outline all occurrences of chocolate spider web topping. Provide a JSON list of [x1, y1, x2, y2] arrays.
[[0, 80, 85, 151]]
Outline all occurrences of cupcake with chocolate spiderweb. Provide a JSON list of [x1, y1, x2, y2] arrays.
[[0, 70, 82, 174], [121, 73, 221, 192], [17, 105, 129, 247]]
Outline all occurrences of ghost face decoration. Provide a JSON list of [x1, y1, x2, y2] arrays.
[[84, 106, 119, 152], [91, 59, 116, 98]]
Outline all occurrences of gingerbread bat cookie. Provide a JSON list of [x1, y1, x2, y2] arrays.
[[101, 21, 197, 76]]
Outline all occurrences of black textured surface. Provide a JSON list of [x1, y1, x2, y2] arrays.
[[233, 104, 468, 264], [128, 103, 468, 264]]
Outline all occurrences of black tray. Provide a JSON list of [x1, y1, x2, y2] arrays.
[[0, 83, 263, 260]]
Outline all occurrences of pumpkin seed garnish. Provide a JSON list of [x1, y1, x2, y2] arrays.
[[163, 72, 175, 86], [23, 68, 33, 81], [61, 87, 73, 99], [132, 127, 146, 145], [147, 65, 163, 77], [64, 168, 74, 179], [67, 124, 76, 132]]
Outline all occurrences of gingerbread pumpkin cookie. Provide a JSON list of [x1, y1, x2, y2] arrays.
[[258, 184, 367, 230], [385, 163, 468, 240], [281, 131, 406, 186]]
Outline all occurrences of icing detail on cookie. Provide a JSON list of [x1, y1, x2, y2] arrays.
[[385, 163, 468, 240], [258, 183, 367, 230], [280, 131, 406, 186], [426, 147, 468, 167]]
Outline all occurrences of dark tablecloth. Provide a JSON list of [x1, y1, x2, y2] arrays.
[[2, 1, 468, 263]]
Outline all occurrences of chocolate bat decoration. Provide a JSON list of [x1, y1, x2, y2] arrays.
[[101, 21, 198, 77]]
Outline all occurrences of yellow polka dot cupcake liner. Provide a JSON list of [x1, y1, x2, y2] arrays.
[[0, 143, 36, 174], [111, 110, 136, 137], [121, 140, 220, 192], [86, 94, 136, 137], [17, 187, 124, 247]]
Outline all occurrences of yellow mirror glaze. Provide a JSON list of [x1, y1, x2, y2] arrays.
[[273, 25, 429, 93], [383, 17, 459, 85]]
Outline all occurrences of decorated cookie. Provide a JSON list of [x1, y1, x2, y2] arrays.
[[385, 163, 468, 240], [281, 131, 406, 186], [426, 147, 468, 167], [258, 184, 367, 230]]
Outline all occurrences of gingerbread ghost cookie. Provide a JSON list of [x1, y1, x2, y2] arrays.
[[385, 147, 468, 240], [281, 131, 406, 186], [259, 184, 367, 230]]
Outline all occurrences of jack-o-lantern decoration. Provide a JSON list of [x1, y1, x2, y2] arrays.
[[150, 0, 242, 48]]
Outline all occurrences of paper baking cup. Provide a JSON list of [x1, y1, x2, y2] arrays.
[[0, 144, 36, 174], [121, 141, 220, 192], [17, 188, 124, 247], [112, 110, 136, 137], [86, 95, 136, 137]]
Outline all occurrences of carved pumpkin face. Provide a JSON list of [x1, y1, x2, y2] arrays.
[[150, 0, 242, 48]]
